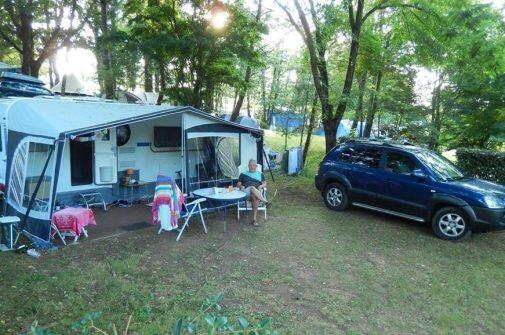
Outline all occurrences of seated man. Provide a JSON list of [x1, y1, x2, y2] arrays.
[[237, 159, 268, 226]]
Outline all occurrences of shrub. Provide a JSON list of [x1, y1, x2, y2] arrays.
[[26, 294, 278, 335], [456, 148, 505, 184]]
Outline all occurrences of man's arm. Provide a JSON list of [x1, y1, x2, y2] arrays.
[[258, 173, 266, 189], [237, 174, 244, 190]]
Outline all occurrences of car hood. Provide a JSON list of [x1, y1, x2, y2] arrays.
[[450, 178, 505, 197]]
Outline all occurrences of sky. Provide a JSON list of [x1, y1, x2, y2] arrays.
[[47, 0, 505, 106]]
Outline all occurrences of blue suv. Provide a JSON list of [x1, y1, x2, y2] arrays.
[[315, 140, 505, 241]]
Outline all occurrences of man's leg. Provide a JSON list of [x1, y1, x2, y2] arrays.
[[250, 186, 267, 203], [250, 194, 258, 223]]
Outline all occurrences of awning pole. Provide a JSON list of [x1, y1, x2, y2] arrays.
[[14, 144, 55, 245], [262, 146, 275, 182]]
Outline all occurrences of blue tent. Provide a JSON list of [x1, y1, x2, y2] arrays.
[[314, 120, 369, 138], [269, 112, 305, 131]]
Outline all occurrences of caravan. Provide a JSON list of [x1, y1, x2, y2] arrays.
[[0, 97, 263, 245]]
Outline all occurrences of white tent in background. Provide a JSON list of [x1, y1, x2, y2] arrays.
[[51, 73, 91, 96], [117, 91, 160, 105]]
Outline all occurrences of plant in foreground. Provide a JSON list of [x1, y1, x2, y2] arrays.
[[172, 293, 279, 335], [26, 294, 278, 335]]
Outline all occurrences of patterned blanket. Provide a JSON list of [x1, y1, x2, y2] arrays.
[[152, 175, 184, 228]]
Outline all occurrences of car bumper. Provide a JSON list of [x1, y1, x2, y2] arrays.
[[470, 206, 505, 232], [315, 174, 324, 191]]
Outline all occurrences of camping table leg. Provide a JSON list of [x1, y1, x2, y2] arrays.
[[9, 224, 13, 249], [223, 205, 227, 232]]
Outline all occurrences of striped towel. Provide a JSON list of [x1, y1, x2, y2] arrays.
[[152, 175, 184, 228]]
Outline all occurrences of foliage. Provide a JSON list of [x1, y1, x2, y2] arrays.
[[456, 148, 505, 184], [172, 293, 278, 335], [24, 295, 278, 335]]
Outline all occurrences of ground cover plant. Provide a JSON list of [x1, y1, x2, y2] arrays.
[[1, 132, 505, 334]]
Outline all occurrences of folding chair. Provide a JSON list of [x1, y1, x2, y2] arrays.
[[175, 198, 207, 242], [236, 163, 267, 220]]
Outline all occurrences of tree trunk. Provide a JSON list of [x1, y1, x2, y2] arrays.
[[247, 92, 251, 117], [323, 117, 337, 153], [429, 78, 443, 149], [333, 0, 365, 139], [267, 66, 280, 125], [363, 70, 383, 137], [261, 69, 267, 122], [19, 7, 35, 76], [291, 0, 334, 152], [230, 66, 251, 121], [351, 70, 367, 133], [299, 88, 310, 146], [144, 56, 153, 92], [157, 61, 166, 105], [302, 92, 318, 166], [100, 0, 114, 99], [230, 0, 262, 121]]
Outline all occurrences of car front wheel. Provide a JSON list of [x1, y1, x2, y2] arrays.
[[323, 182, 349, 211], [432, 207, 471, 241]]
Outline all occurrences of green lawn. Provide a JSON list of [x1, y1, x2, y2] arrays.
[[1, 131, 505, 334]]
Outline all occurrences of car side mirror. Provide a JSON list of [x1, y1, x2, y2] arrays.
[[411, 169, 427, 180]]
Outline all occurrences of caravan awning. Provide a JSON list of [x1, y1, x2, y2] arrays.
[[4, 98, 263, 139]]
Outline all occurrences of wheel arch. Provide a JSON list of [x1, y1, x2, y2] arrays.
[[321, 172, 352, 194], [428, 194, 477, 225]]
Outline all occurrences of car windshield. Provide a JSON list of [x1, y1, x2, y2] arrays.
[[417, 151, 465, 181]]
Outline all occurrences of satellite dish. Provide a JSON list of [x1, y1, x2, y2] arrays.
[[116, 125, 131, 147]]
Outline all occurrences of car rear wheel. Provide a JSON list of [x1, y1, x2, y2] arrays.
[[432, 207, 471, 241], [323, 182, 349, 211]]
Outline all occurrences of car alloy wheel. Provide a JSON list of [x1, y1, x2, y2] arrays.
[[438, 213, 466, 238], [326, 187, 343, 207]]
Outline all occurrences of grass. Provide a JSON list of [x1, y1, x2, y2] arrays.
[[1, 131, 505, 334]]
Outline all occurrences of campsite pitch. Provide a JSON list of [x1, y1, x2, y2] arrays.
[[1, 174, 505, 334], [1, 133, 505, 334]]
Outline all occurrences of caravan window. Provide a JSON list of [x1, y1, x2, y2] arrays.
[[153, 127, 181, 148], [22, 143, 55, 213], [8, 141, 55, 215]]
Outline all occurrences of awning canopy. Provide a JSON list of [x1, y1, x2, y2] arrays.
[[3, 98, 263, 139]]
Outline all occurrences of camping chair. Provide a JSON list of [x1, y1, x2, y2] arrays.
[[236, 163, 267, 220], [174, 198, 207, 242]]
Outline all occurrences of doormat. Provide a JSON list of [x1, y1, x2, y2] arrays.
[[120, 221, 151, 231]]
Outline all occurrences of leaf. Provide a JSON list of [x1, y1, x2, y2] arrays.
[[204, 314, 215, 326], [172, 318, 183, 335], [259, 318, 272, 328], [238, 317, 249, 329]]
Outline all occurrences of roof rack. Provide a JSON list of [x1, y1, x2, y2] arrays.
[[344, 138, 419, 148]]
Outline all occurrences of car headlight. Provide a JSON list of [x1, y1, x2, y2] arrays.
[[483, 195, 505, 209]]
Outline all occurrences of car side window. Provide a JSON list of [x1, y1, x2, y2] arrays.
[[340, 146, 381, 168], [385, 152, 417, 175]]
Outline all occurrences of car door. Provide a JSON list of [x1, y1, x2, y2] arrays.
[[339, 145, 383, 205], [374, 150, 432, 219]]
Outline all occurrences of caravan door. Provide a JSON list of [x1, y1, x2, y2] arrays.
[[94, 128, 118, 184]]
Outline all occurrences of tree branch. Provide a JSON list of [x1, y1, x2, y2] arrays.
[[0, 28, 22, 53], [4, 0, 21, 29], [274, 0, 304, 40], [348, 0, 355, 29], [363, 1, 426, 23]]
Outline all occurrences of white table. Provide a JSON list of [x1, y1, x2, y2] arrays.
[[192, 188, 247, 232]]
